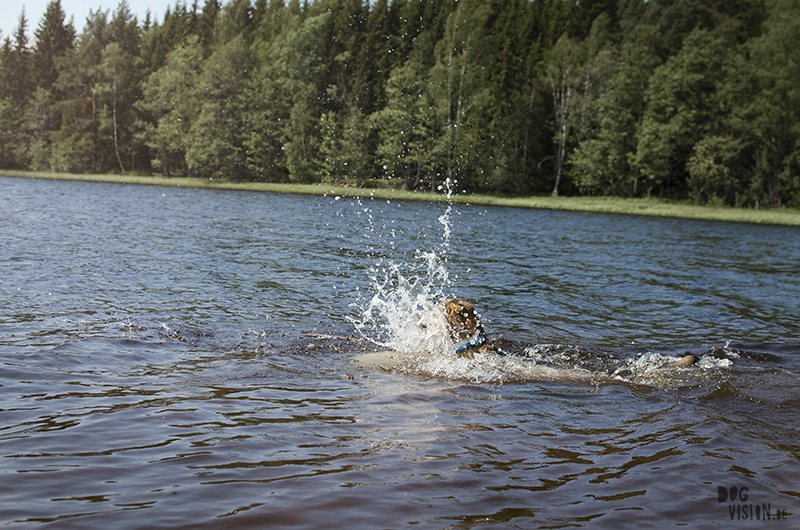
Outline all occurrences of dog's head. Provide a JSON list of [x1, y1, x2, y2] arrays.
[[416, 300, 493, 357], [444, 300, 486, 343]]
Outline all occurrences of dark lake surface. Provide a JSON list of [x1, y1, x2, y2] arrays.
[[1, 175, 799, 529]]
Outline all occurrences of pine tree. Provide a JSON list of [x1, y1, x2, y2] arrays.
[[7, 10, 34, 106], [197, 0, 221, 56], [215, 0, 256, 46], [356, 0, 392, 113], [0, 11, 35, 168], [571, 42, 655, 196], [33, 0, 76, 92], [374, 51, 439, 190], [732, 0, 800, 207], [50, 9, 111, 172]]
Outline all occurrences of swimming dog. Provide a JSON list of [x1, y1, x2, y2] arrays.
[[439, 299, 697, 368], [354, 299, 697, 378]]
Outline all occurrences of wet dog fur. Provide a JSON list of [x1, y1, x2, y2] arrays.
[[442, 300, 496, 358]]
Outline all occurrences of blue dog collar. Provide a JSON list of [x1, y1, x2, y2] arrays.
[[454, 335, 487, 355]]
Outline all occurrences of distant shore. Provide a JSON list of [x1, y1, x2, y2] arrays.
[[5, 170, 800, 226]]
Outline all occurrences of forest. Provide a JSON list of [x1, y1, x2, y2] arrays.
[[1, 0, 799, 207]]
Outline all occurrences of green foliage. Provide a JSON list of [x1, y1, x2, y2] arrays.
[[186, 35, 251, 179], [17, 88, 53, 170], [3, 10, 35, 104], [1, 0, 799, 208], [318, 109, 371, 182], [374, 49, 439, 190], [138, 35, 203, 175], [734, 0, 800, 207], [33, 0, 75, 92], [97, 5, 143, 172], [0, 98, 18, 167], [633, 29, 730, 198], [687, 134, 745, 204], [429, 0, 491, 190], [252, 10, 330, 182]]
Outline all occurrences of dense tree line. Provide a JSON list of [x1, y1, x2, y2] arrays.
[[1, 0, 799, 207]]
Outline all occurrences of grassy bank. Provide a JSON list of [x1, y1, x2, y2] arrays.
[[5, 170, 800, 226]]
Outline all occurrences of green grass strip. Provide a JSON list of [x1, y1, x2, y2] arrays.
[[5, 170, 800, 226]]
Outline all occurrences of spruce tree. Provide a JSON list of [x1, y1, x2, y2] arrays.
[[33, 0, 76, 92]]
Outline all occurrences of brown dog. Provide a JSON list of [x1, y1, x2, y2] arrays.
[[443, 300, 497, 358]]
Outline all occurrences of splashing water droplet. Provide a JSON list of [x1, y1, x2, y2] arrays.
[[350, 192, 457, 355]]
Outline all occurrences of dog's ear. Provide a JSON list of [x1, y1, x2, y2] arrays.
[[444, 300, 460, 315]]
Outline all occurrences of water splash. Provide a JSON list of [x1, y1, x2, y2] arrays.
[[353, 266, 446, 353], [436, 178, 455, 253], [350, 179, 458, 355], [349, 178, 737, 386], [352, 250, 455, 355]]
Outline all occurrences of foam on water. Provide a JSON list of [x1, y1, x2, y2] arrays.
[[411, 348, 604, 384], [608, 349, 733, 380]]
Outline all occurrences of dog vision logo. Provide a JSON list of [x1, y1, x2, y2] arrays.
[[717, 486, 791, 521]]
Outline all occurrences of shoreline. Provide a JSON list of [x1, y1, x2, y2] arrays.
[[4, 170, 800, 226]]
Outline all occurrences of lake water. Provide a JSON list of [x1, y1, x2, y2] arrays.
[[1, 175, 799, 529]]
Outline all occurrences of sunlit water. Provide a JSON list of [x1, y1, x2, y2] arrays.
[[1, 175, 799, 529]]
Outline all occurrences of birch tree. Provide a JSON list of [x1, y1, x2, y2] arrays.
[[545, 34, 581, 197], [99, 42, 129, 172]]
